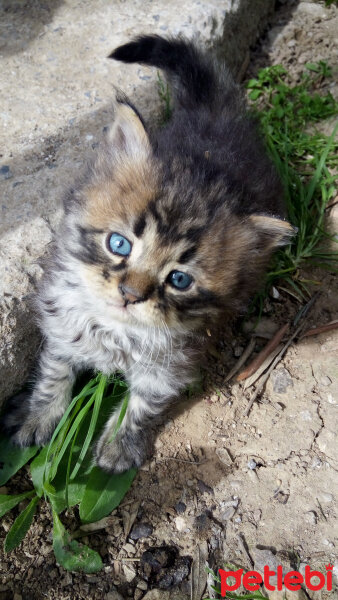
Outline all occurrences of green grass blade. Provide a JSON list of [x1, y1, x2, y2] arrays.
[[47, 395, 97, 483], [108, 393, 129, 444], [305, 122, 338, 205], [0, 491, 35, 519], [44, 378, 99, 483], [70, 375, 107, 480], [4, 495, 39, 553]]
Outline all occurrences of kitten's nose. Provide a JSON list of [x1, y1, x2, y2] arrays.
[[118, 282, 145, 305]]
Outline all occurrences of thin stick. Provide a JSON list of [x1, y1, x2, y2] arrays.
[[300, 320, 338, 339], [158, 456, 207, 465], [237, 323, 289, 382], [237, 534, 254, 569], [225, 337, 256, 382], [243, 323, 304, 416]]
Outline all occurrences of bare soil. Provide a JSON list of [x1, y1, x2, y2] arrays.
[[1, 2, 337, 599]]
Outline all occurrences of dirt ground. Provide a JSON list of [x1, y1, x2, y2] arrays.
[[0, 2, 337, 599]]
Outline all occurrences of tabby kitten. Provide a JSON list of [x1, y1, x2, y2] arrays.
[[4, 36, 293, 473]]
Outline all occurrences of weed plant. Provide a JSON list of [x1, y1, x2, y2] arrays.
[[247, 62, 337, 307]]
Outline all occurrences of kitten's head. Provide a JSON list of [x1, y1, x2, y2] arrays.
[[64, 99, 293, 332]]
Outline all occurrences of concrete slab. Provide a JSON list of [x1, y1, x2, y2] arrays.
[[0, 0, 274, 404]]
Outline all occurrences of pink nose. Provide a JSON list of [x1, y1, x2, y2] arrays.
[[118, 283, 144, 304]]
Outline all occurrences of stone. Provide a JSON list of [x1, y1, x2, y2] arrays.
[[105, 592, 124, 600], [197, 479, 214, 496], [122, 564, 136, 583], [271, 368, 293, 394], [137, 580, 148, 591], [268, 590, 308, 600], [140, 546, 191, 589], [142, 591, 170, 600], [175, 501, 186, 514], [0, 165, 12, 180], [253, 548, 278, 579], [0, 0, 275, 405], [296, 2, 327, 18], [129, 522, 153, 541]]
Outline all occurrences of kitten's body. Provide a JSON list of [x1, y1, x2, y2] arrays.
[[4, 36, 293, 472]]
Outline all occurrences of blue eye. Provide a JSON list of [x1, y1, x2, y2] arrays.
[[168, 270, 193, 290], [108, 233, 132, 256]]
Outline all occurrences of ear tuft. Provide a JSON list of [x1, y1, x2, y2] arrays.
[[107, 97, 150, 160], [249, 215, 297, 248]]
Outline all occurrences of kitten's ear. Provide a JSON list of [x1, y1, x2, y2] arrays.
[[249, 215, 296, 248], [107, 97, 150, 160]]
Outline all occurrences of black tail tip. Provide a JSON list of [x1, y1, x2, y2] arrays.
[[108, 38, 146, 62]]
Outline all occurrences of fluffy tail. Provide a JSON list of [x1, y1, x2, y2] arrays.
[[109, 35, 235, 110]]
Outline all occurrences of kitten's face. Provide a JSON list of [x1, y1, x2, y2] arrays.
[[66, 102, 293, 331]]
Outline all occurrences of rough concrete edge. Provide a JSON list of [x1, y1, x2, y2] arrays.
[[0, 0, 276, 406]]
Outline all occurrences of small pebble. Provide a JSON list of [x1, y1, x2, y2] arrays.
[[49, 569, 58, 580], [318, 492, 333, 503], [175, 516, 187, 532], [105, 591, 124, 600], [248, 459, 257, 470], [0, 165, 12, 179], [123, 543, 136, 555], [271, 286, 280, 299], [130, 523, 153, 541], [233, 345, 244, 357], [221, 506, 236, 521], [304, 511, 317, 525], [175, 501, 186, 514], [197, 479, 214, 496], [137, 580, 148, 591]]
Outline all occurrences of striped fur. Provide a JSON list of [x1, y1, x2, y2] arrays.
[[3, 36, 294, 472]]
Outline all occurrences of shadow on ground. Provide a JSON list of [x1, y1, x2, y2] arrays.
[[0, 0, 64, 56]]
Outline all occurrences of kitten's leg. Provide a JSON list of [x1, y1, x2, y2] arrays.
[[3, 344, 75, 447], [95, 369, 190, 473]]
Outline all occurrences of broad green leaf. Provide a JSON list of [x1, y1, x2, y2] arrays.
[[246, 78, 259, 88], [4, 495, 39, 552], [30, 446, 50, 497], [0, 434, 38, 485], [43, 481, 67, 514], [0, 491, 35, 518], [249, 89, 262, 101], [79, 466, 137, 524], [52, 509, 102, 573], [305, 62, 320, 72]]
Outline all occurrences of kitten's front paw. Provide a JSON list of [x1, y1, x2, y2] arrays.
[[95, 429, 149, 474], [1, 392, 54, 447]]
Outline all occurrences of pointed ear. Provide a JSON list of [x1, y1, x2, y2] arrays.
[[249, 215, 296, 248], [107, 98, 150, 160]]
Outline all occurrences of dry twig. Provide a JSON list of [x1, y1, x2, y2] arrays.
[[243, 323, 304, 416], [237, 323, 289, 382], [225, 337, 256, 382], [300, 320, 338, 339]]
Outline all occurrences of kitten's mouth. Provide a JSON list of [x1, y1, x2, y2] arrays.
[[106, 300, 128, 312]]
